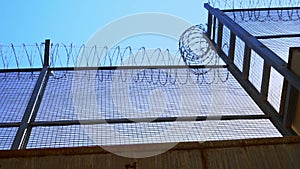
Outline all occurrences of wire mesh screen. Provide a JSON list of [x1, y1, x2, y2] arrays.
[[0, 72, 39, 123], [224, 9, 300, 37], [35, 68, 264, 122], [27, 125, 95, 148], [206, 119, 282, 140], [27, 119, 281, 148], [260, 37, 300, 62], [221, 26, 231, 56], [236, 20, 300, 37], [0, 127, 18, 150], [1, 1, 299, 151], [249, 50, 264, 92], [233, 36, 245, 72], [219, 7, 300, 114], [268, 68, 284, 112]]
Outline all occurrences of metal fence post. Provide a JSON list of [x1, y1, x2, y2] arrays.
[[11, 39, 51, 149]]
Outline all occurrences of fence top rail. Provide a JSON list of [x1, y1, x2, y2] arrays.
[[222, 6, 300, 12]]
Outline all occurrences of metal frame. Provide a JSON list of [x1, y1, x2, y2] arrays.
[[1, 5, 299, 149], [204, 3, 298, 136], [205, 4, 300, 92], [0, 38, 263, 149]]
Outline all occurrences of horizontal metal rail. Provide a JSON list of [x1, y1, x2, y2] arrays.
[[31, 115, 270, 127], [222, 6, 300, 12], [0, 123, 21, 128], [256, 34, 300, 39], [0, 65, 228, 73], [0, 68, 42, 73], [50, 65, 227, 71]]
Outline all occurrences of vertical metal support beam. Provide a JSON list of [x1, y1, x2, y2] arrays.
[[217, 21, 223, 49], [283, 83, 298, 127], [283, 48, 300, 135], [44, 39, 50, 67], [280, 79, 288, 116], [242, 46, 251, 80], [212, 16, 217, 42], [206, 13, 213, 38], [228, 31, 236, 64], [11, 39, 50, 150], [261, 62, 271, 100]]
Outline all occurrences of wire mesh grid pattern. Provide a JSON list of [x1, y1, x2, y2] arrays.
[[27, 119, 281, 148], [248, 50, 264, 92], [206, 119, 282, 140], [2, 3, 300, 150], [260, 37, 300, 62], [268, 68, 284, 112], [215, 8, 300, 113], [238, 20, 300, 37], [0, 72, 39, 123], [233, 37, 245, 72], [221, 26, 231, 56], [35, 68, 264, 122], [0, 127, 18, 150], [259, 37, 300, 112], [224, 9, 300, 38]]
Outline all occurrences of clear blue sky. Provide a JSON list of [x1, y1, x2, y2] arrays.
[[0, 0, 208, 45]]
